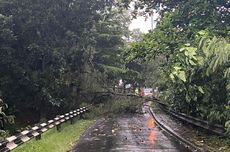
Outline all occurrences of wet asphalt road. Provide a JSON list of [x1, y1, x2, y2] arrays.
[[71, 105, 190, 152]]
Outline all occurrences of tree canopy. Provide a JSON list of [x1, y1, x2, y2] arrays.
[[0, 0, 134, 134], [124, 0, 230, 133]]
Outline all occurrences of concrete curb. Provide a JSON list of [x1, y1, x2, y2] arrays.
[[149, 107, 206, 152]]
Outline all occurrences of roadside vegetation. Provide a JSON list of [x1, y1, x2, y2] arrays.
[[122, 1, 230, 150], [192, 132, 230, 152], [0, 0, 141, 138], [12, 119, 94, 152], [124, 0, 230, 134]]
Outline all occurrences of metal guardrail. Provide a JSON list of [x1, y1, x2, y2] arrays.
[[148, 107, 204, 152], [0, 106, 91, 152], [152, 97, 226, 136]]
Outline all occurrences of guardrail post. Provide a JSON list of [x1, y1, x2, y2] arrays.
[[80, 113, 83, 119], [57, 124, 61, 132], [70, 118, 74, 124], [79, 108, 83, 119], [35, 134, 41, 140]]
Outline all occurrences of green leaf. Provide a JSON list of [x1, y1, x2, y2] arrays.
[[189, 59, 196, 66], [197, 56, 204, 65], [226, 83, 230, 90], [186, 47, 197, 56], [198, 86, 204, 94], [197, 30, 207, 36], [225, 120, 230, 128], [179, 48, 185, 52], [173, 66, 182, 71], [224, 68, 230, 78], [177, 71, 186, 82], [169, 73, 175, 82]]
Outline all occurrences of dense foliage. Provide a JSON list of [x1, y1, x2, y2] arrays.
[[0, 0, 134, 134], [0, 0, 229, 138], [125, 0, 230, 133]]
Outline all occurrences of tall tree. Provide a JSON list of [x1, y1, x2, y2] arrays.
[[0, 0, 130, 125]]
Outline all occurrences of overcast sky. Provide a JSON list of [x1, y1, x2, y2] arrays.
[[129, 14, 159, 33], [128, 2, 161, 33]]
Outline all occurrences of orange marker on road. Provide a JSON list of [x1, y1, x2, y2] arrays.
[[149, 118, 155, 129]]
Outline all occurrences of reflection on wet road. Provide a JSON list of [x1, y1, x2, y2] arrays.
[[148, 118, 156, 145], [72, 105, 190, 152]]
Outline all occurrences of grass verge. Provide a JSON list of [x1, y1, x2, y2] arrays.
[[12, 119, 94, 152]]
